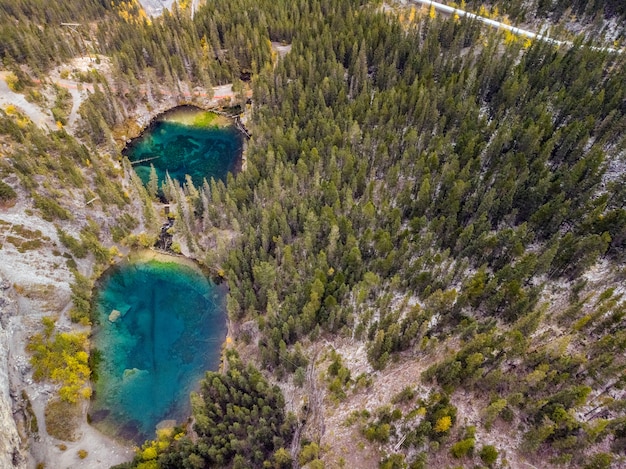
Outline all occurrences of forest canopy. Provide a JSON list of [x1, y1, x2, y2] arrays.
[[2, 0, 626, 467]]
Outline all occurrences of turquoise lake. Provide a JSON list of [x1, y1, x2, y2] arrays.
[[123, 106, 244, 189], [90, 257, 227, 443]]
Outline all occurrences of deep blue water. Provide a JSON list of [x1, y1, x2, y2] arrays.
[[90, 258, 227, 443], [124, 106, 243, 189]]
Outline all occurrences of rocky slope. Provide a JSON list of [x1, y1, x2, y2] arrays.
[[0, 277, 25, 469], [0, 187, 135, 468]]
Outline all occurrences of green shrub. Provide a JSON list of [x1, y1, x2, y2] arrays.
[[33, 194, 71, 221], [57, 227, 88, 258], [391, 386, 415, 405], [110, 213, 139, 242], [450, 438, 475, 458], [380, 453, 405, 469], [51, 107, 67, 126], [69, 270, 93, 324], [363, 423, 391, 443], [479, 445, 498, 466], [0, 180, 16, 201], [584, 453, 613, 469], [80, 227, 111, 265], [298, 442, 320, 466], [5, 72, 24, 92]]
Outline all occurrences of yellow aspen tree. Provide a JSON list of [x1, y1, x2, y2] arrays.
[[434, 415, 452, 433]]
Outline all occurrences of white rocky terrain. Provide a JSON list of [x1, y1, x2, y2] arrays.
[[0, 189, 135, 468], [0, 277, 25, 469], [137, 0, 176, 17]]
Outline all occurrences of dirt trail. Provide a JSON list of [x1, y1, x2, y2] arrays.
[[51, 78, 95, 127], [0, 72, 55, 128]]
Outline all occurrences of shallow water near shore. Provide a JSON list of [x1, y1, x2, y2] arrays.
[[90, 256, 227, 443], [124, 106, 243, 189]]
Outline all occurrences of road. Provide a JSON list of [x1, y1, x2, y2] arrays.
[[412, 0, 622, 53]]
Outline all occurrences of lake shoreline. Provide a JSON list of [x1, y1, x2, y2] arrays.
[[115, 101, 242, 150], [90, 249, 229, 445], [122, 105, 244, 190]]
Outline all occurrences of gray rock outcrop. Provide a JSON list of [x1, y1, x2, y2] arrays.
[[137, 0, 175, 16], [0, 279, 26, 468]]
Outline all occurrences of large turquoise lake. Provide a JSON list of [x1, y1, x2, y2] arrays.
[[90, 255, 227, 443], [124, 106, 244, 189]]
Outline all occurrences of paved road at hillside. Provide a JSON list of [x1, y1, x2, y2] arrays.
[[412, 0, 622, 53]]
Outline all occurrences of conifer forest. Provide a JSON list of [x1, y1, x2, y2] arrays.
[[1, 0, 626, 468]]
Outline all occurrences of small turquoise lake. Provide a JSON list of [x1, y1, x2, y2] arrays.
[[90, 255, 227, 443], [123, 106, 244, 189], [91, 105, 239, 442]]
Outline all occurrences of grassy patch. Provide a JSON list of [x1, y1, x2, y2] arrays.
[[33, 193, 71, 221], [6, 235, 42, 252], [12, 224, 49, 240], [57, 227, 88, 258], [44, 398, 81, 441], [15, 283, 55, 301], [191, 111, 219, 127], [3, 224, 50, 252]]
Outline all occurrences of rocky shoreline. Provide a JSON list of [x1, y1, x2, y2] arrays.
[[0, 226, 231, 468], [0, 197, 135, 468]]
